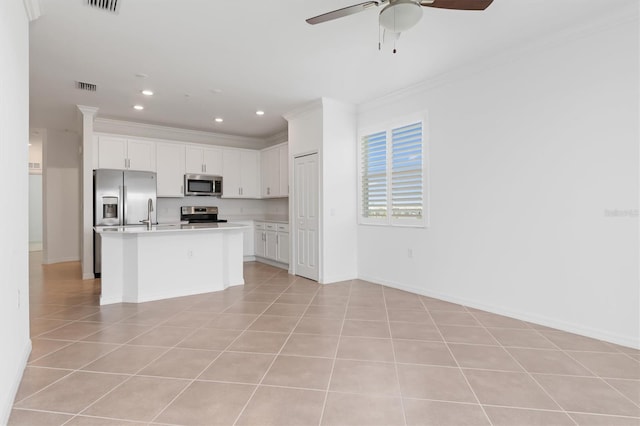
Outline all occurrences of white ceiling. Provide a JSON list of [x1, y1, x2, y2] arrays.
[[29, 0, 631, 140]]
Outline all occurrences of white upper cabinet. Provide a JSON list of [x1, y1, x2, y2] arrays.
[[97, 136, 156, 172], [96, 135, 287, 200], [260, 143, 288, 198], [185, 146, 223, 175], [222, 149, 259, 198], [185, 147, 204, 174], [261, 147, 278, 197], [156, 142, 185, 197]]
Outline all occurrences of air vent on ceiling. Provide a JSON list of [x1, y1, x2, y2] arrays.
[[76, 81, 97, 92], [87, 0, 120, 14]]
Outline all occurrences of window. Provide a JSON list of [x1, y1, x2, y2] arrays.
[[359, 115, 426, 227]]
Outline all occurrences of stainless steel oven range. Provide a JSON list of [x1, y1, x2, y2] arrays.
[[180, 206, 228, 223]]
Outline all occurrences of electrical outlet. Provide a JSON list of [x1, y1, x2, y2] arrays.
[[187, 250, 194, 259], [408, 249, 413, 258]]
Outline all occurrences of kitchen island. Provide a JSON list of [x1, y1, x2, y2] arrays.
[[95, 223, 246, 305]]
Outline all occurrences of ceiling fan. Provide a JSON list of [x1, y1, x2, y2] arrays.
[[307, 0, 493, 46]]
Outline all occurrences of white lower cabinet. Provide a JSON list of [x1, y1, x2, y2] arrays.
[[254, 223, 266, 258], [254, 221, 289, 265], [266, 229, 278, 259], [276, 231, 289, 264]]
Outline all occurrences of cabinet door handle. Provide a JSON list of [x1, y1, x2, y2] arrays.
[[204, 164, 207, 173], [267, 187, 270, 195], [180, 185, 183, 195]]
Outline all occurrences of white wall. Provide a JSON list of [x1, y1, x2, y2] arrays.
[[286, 99, 359, 283], [0, 0, 31, 422], [43, 129, 81, 264], [321, 99, 358, 283], [357, 12, 639, 348]]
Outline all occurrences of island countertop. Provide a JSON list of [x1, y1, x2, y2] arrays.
[[95, 222, 247, 234]]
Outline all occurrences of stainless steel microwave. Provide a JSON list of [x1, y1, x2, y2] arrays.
[[184, 174, 223, 196]]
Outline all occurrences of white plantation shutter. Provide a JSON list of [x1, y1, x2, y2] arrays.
[[359, 116, 426, 227], [361, 131, 388, 218], [391, 122, 423, 220]]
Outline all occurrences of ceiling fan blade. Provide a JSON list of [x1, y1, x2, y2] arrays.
[[420, 0, 493, 11], [306, 1, 380, 25]]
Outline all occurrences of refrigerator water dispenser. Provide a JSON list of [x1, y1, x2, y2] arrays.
[[102, 197, 118, 219]]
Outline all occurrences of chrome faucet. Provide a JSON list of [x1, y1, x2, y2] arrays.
[[140, 198, 154, 229]]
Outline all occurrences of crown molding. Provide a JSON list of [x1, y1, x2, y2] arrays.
[[23, 0, 41, 21], [283, 98, 323, 121], [359, 2, 639, 115], [77, 105, 99, 117], [264, 130, 288, 146], [93, 117, 267, 150]]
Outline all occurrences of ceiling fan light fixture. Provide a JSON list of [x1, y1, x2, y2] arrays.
[[379, 0, 423, 33]]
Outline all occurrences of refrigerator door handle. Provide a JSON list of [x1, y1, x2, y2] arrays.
[[122, 185, 127, 225]]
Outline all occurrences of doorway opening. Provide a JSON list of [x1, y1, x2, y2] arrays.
[[28, 129, 44, 252]]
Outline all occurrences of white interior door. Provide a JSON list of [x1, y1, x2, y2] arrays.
[[294, 153, 319, 281]]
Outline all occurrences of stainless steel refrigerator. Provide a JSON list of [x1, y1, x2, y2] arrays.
[[93, 169, 157, 277]]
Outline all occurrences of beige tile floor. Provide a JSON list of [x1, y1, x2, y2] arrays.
[[9, 252, 640, 426]]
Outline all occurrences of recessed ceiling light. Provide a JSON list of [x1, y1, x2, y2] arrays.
[[256, 110, 265, 116], [214, 117, 223, 123], [135, 73, 148, 78], [211, 89, 223, 94], [28, 143, 32, 146], [141, 90, 154, 96], [134, 105, 144, 110]]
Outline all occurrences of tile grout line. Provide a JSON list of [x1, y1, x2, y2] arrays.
[[229, 276, 323, 426], [550, 339, 640, 411], [57, 273, 284, 425], [421, 297, 495, 426], [147, 270, 286, 424], [468, 312, 579, 426], [64, 327, 199, 424], [381, 286, 409, 426], [148, 272, 304, 424], [513, 325, 640, 411], [18, 261, 640, 425], [317, 281, 352, 426]]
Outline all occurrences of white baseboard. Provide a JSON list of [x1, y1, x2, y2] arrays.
[[0, 338, 32, 425], [254, 257, 288, 270], [320, 274, 358, 285], [82, 272, 95, 280], [359, 274, 640, 350], [243, 255, 257, 262]]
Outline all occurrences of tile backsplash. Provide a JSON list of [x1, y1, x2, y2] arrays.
[[156, 197, 288, 223]]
